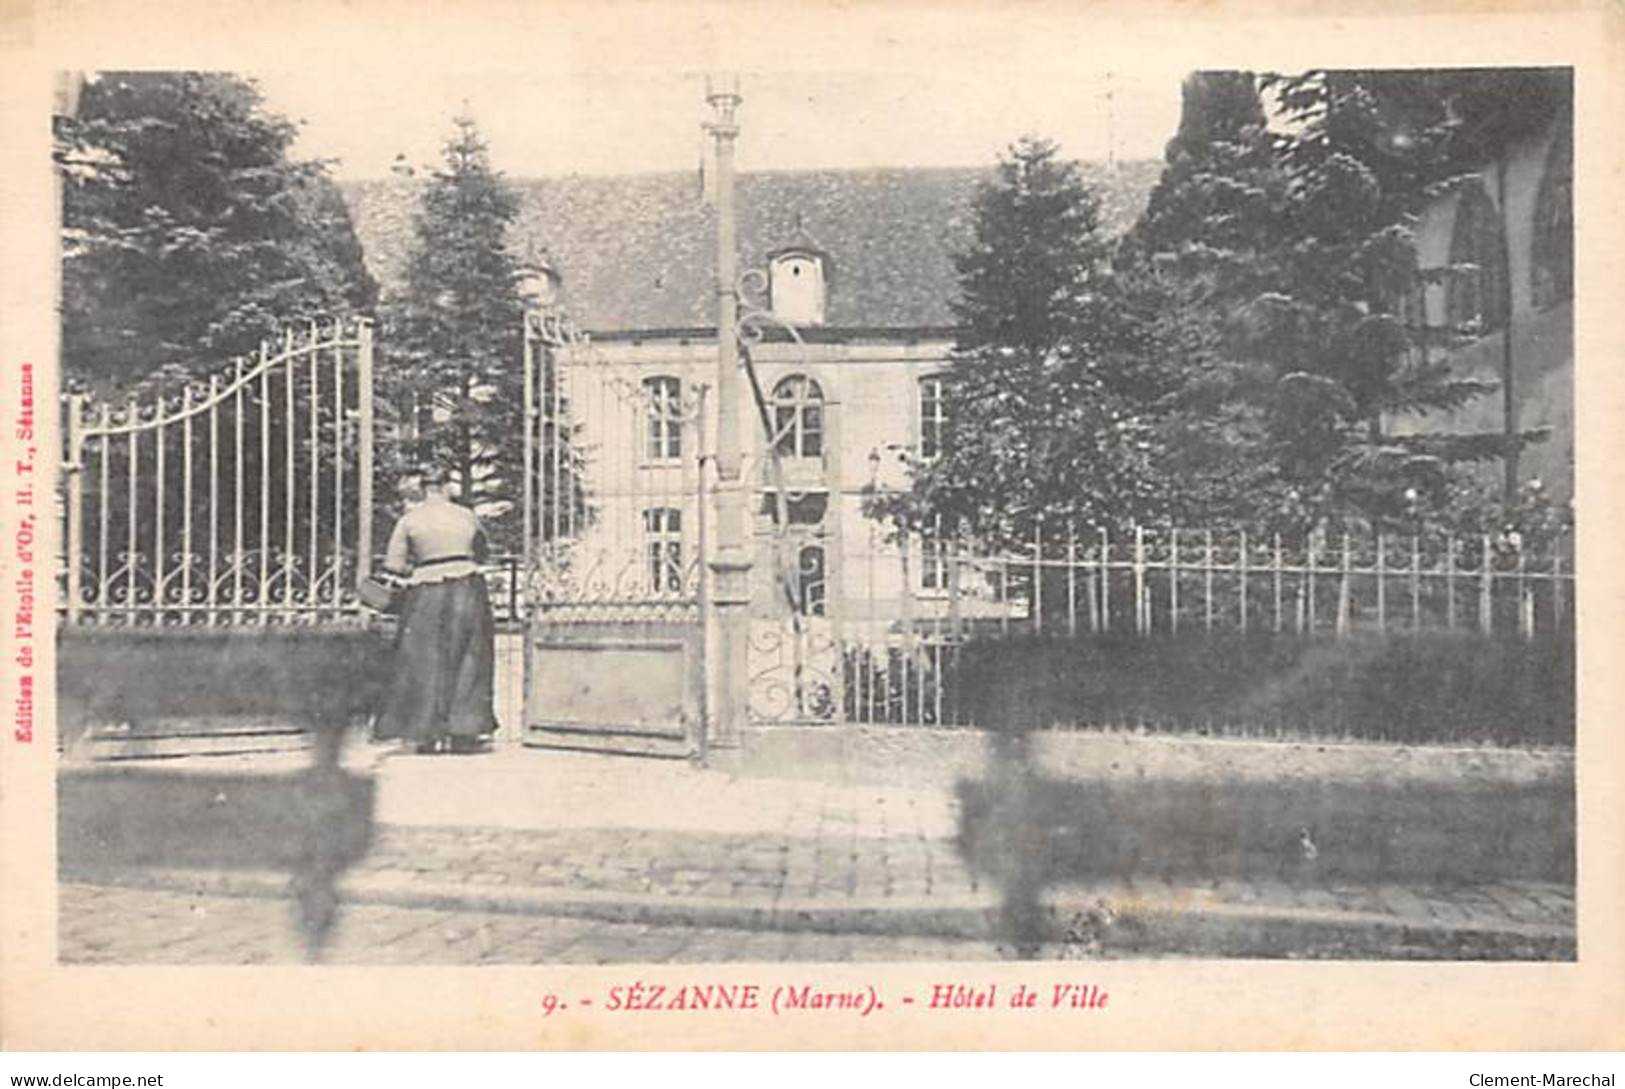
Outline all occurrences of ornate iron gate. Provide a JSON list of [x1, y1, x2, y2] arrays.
[[59, 319, 376, 627], [519, 313, 710, 757]]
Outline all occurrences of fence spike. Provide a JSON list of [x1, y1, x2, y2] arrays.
[[1204, 527, 1213, 632], [125, 401, 138, 625], [1100, 525, 1110, 633], [64, 394, 85, 622], [1376, 532, 1386, 634], [1134, 524, 1146, 636], [1238, 528, 1248, 634], [1033, 519, 1044, 635], [259, 340, 273, 622], [284, 332, 297, 613], [1412, 532, 1422, 632], [1272, 532, 1282, 634], [307, 325, 320, 617], [1337, 532, 1350, 636], [1066, 521, 1077, 638], [1446, 533, 1457, 630], [1171, 526, 1180, 635], [97, 405, 111, 618], [208, 376, 220, 625], [332, 315, 345, 611], [180, 385, 193, 622]]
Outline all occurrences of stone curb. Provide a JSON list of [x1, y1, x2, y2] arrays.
[[62, 864, 1577, 956]]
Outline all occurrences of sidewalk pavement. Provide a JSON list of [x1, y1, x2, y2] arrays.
[[58, 743, 1577, 962]]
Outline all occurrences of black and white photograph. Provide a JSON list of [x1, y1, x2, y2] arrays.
[[3, 0, 1622, 1056]]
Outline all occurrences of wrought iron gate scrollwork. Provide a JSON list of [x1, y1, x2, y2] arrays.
[[59, 318, 376, 627], [746, 618, 839, 723], [521, 310, 709, 625]]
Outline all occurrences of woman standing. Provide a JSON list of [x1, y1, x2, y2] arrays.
[[373, 466, 498, 754]]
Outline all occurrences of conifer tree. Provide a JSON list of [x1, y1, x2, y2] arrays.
[[1247, 70, 1570, 530], [1250, 69, 1503, 529], [1126, 69, 1557, 532], [870, 136, 1176, 549], [385, 115, 527, 541], [1117, 72, 1287, 524]]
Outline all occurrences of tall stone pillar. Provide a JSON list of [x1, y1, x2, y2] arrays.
[[705, 76, 751, 749]]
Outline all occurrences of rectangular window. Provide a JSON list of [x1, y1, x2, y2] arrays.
[[760, 492, 829, 526], [772, 403, 798, 457], [770, 375, 824, 458], [644, 376, 682, 461], [918, 516, 948, 593], [919, 376, 946, 460], [773, 403, 823, 457], [920, 537, 948, 592], [800, 402, 823, 457], [643, 507, 683, 592]]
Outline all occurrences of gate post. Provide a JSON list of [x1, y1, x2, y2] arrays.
[[705, 75, 750, 750]]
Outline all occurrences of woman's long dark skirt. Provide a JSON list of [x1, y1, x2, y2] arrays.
[[374, 574, 497, 744]]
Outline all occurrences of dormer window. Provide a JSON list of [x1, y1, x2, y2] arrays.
[[513, 251, 563, 311], [767, 222, 833, 326]]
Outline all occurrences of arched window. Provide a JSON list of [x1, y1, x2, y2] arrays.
[[643, 507, 683, 593], [1445, 183, 1509, 335], [643, 376, 682, 461], [1531, 126, 1573, 309], [1393, 274, 1429, 366], [770, 375, 824, 458]]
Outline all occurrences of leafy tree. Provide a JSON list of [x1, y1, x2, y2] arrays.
[[383, 114, 529, 544], [57, 71, 376, 393], [55, 72, 379, 601]]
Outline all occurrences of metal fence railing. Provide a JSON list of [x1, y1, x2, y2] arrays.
[[482, 554, 526, 624], [932, 525, 1573, 641], [746, 524, 1575, 730]]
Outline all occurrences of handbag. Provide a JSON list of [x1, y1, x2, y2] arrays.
[[356, 572, 402, 614]]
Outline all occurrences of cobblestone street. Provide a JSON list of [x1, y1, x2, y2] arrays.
[[57, 746, 1577, 965], [60, 883, 1009, 965], [58, 878, 1573, 965]]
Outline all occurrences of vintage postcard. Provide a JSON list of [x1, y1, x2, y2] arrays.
[[1, 0, 1623, 1052]]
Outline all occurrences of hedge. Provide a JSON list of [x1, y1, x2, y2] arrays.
[[954, 629, 1574, 747]]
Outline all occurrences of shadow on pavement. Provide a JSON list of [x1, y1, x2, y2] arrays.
[[57, 628, 386, 959], [954, 656, 1575, 960]]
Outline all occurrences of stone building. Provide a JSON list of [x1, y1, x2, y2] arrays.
[[1396, 69, 1574, 502], [345, 164, 1160, 624]]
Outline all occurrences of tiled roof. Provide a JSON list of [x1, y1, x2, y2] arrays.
[[342, 161, 1161, 334]]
